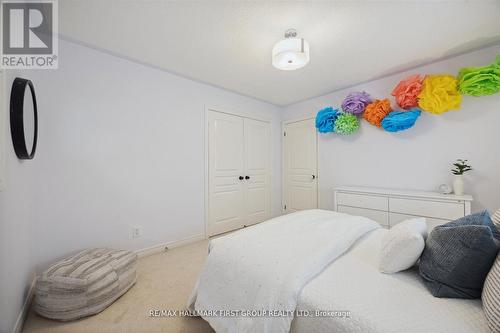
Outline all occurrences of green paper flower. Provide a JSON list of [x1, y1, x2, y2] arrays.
[[334, 113, 359, 135], [457, 56, 500, 96]]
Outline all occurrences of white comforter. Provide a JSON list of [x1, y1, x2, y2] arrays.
[[290, 229, 489, 333], [188, 209, 380, 333]]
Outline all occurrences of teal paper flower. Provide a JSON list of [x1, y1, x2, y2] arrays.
[[315, 107, 339, 133]]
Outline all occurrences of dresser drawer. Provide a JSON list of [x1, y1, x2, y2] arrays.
[[389, 212, 450, 231], [336, 192, 388, 211], [338, 205, 389, 227], [389, 197, 464, 221]]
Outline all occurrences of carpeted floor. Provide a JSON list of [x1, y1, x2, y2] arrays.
[[22, 240, 214, 333]]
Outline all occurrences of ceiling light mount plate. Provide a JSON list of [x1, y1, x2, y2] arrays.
[[284, 29, 298, 39], [272, 28, 310, 71]]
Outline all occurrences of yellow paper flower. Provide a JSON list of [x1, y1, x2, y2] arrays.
[[418, 75, 461, 114]]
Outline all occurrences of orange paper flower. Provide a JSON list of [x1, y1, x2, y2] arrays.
[[418, 75, 461, 114], [364, 99, 392, 127], [391, 74, 424, 109]]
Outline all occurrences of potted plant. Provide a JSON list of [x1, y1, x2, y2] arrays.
[[451, 159, 472, 195]]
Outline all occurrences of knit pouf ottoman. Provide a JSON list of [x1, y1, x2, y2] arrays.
[[34, 248, 137, 321]]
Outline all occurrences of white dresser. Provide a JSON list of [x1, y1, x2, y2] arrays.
[[333, 186, 473, 230]]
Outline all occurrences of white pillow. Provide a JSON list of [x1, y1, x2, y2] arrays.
[[379, 218, 427, 274], [393, 217, 428, 239]]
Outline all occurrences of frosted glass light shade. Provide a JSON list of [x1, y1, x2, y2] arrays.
[[272, 38, 310, 70]]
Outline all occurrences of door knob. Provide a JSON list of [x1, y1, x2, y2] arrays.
[[312, 175, 316, 179], [239, 176, 244, 180], [245, 176, 250, 180]]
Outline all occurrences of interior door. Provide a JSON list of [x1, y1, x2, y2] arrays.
[[208, 111, 245, 236], [244, 118, 270, 225], [284, 118, 318, 213]]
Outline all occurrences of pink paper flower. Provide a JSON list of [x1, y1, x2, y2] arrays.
[[391, 75, 424, 109]]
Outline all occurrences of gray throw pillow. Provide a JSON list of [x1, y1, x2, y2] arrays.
[[419, 211, 500, 299], [445, 210, 500, 239]]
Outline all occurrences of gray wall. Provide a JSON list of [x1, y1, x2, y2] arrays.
[[0, 70, 37, 333]]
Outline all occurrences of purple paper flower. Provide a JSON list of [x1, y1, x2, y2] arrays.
[[341, 91, 372, 115]]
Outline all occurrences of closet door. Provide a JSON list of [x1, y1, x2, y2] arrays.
[[244, 118, 271, 226], [208, 111, 245, 236]]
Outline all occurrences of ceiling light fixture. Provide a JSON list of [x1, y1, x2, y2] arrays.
[[272, 29, 310, 71]]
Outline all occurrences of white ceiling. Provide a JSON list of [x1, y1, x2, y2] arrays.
[[59, 1, 500, 106]]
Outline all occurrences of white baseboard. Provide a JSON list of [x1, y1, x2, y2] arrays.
[[12, 275, 37, 333], [135, 233, 206, 258]]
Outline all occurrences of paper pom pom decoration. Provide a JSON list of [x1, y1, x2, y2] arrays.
[[341, 91, 372, 115], [457, 56, 500, 96], [418, 75, 461, 114], [315, 107, 339, 133], [391, 74, 424, 109], [314, 56, 500, 137], [363, 98, 392, 127], [334, 113, 360, 135], [381, 109, 422, 132]]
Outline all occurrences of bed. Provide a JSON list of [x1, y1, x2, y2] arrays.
[[188, 209, 489, 333], [290, 228, 488, 333]]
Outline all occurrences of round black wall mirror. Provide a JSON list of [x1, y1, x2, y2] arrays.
[[10, 77, 38, 160]]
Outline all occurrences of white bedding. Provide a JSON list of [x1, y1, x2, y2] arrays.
[[188, 209, 379, 333], [291, 228, 490, 333]]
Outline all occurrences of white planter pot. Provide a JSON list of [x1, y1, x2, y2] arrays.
[[453, 175, 464, 195]]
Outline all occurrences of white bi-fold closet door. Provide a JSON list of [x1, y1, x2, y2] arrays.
[[207, 110, 271, 236]]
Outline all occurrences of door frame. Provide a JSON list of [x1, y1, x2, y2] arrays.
[[204, 105, 273, 238], [281, 116, 319, 214]]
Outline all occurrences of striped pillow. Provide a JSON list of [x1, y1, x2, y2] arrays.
[[483, 253, 500, 332], [492, 209, 500, 231]]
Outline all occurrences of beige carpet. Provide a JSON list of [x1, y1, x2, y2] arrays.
[[22, 240, 214, 333]]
